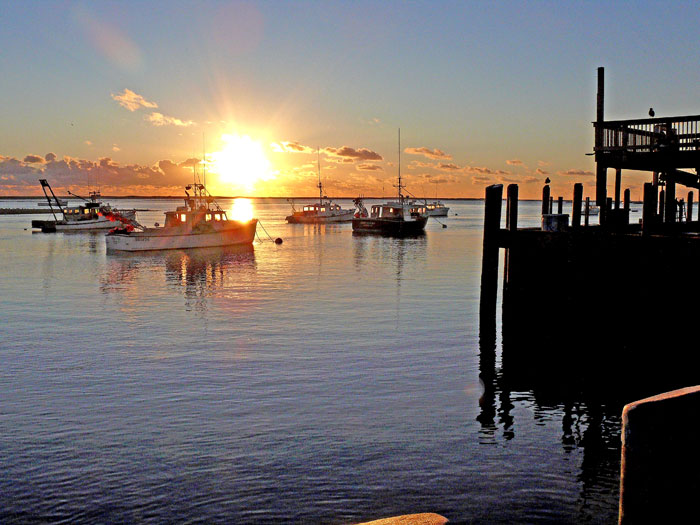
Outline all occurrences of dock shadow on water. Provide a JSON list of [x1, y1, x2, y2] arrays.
[[478, 229, 700, 522]]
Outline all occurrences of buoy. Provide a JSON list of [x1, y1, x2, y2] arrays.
[[274, 237, 283, 244]]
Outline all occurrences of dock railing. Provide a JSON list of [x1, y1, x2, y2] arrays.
[[595, 115, 700, 153]]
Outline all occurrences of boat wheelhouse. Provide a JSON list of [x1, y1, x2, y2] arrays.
[[106, 183, 257, 252]]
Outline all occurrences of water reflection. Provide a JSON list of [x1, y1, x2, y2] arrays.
[[101, 245, 256, 312]]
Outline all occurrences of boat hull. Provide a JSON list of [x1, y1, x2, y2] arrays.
[[32, 217, 130, 232], [286, 211, 354, 224], [106, 220, 258, 251], [351, 216, 428, 236], [427, 208, 449, 217]]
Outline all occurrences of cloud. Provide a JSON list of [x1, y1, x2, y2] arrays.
[[45, 152, 57, 162], [405, 147, 452, 160], [357, 164, 383, 171], [24, 154, 45, 164], [465, 166, 510, 176], [271, 141, 315, 154], [535, 168, 549, 175], [436, 162, 462, 171], [323, 146, 383, 162], [85, 140, 93, 146], [112, 145, 120, 152], [559, 169, 594, 177], [146, 112, 194, 127], [472, 176, 492, 184], [506, 159, 523, 166], [111, 88, 158, 112]]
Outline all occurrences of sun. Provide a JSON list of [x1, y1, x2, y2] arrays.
[[209, 134, 272, 192], [229, 198, 254, 222]]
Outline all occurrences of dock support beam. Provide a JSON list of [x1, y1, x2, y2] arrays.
[[541, 184, 550, 215], [642, 182, 656, 235], [615, 168, 622, 209], [480, 184, 503, 321], [572, 183, 583, 227], [595, 67, 607, 207], [688, 191, 694, 222], [665, 177, 676, 223]]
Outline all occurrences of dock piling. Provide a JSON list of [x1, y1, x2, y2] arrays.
[[688, 191, 694, 222], [541, 184, 550, 216], [572, 183, 583, 227], [480, 184, 503, 321]]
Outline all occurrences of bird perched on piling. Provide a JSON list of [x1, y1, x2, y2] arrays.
[[545, 177, 551, 184], [649, 108, 655, 117]]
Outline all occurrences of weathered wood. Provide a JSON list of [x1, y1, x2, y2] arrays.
[[659, 189, 665, 222], [504, 184, 518, 287], [688, 191, 694, 221], [623, 189, 631, 213], [355, 513, 448, 525], [541, 184, 550, 215], [585, 197, 590, 226], [480, 184, 503, 320], [665, 177, 676, 223], [619, 386, 700, 525], [549, 196, 553, 214], [642, 182, 656, 235], [557, 196, 563, 214], [615, 168, 622, 209], [572, 183, 583, 227]]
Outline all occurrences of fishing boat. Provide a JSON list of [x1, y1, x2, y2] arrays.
[[425, 201, 449, 217], [31, 179, 136, 232], [286, 150, 354, 223], [105, 183, 257, 252], [352, 130, 428, 236]]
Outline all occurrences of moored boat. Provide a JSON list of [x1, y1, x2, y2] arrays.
[[352, 130, 428, 236], [425, 201, 449, 217], [105, 183, 257, 252], [31, 179, 136, 232], [286, 150, 354, 223]]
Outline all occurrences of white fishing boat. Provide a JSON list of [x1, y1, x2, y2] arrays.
[[286, 150, 354, 223], [32, 179, 136, 232], [425, 201, 449, 217], [105, 183, 257, 252]]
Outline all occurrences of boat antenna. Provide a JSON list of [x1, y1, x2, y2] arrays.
[[202, 133, 206, 191], [397, 128, 402, 203]]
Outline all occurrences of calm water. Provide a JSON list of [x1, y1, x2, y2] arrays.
[[0, 198, 645, 523]]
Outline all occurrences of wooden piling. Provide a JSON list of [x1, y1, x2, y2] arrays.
[[595, 67, 607, 207], [480, 184, 503, 320], [665, 177, 676, 223], [572, 183, 583, 228], [659, 189, 665, 222], [623, 189, 630, 213], [642, 182, 656, 235], [504, 184, 518, 287], [557, 196, 563, 214], [688, 191, 694, 222], [549, 196, 553, 214], [541, 184, 550, 215], [619, 386, 700, 524], [615, 168, 622, 209], [585, 197, 590, 226]]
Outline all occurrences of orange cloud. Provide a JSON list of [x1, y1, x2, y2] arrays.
[[404, 147, 452, 160], [323, 146, 383, 162], [271, 141, 315, 154], [24, 155, 45, 164], [506, 159, 523, 166], [559, 169, 594, 176], [357, 164, 383, 171]]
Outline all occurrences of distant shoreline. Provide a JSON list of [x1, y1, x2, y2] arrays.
[[0, 195, 542, 201]]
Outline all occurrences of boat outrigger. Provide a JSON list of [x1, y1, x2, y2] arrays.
[[105, 183, 257, 252]]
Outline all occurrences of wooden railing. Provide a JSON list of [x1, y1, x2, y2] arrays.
[[596, 115, 700, 153]]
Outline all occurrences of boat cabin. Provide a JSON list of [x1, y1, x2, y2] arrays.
[[163, 207, 229, 228], [62, 202, 102, 220], [298, 202, 343, 215], [370, 203, 427, 220]]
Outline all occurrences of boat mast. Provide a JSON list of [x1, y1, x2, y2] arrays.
[[397, 128, 403, 203], [317, 147, 323, 206]]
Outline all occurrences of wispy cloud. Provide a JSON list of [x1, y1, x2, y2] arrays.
[[270, 141, 315, 154], [404, 147, 452, 160], [323, 146, 383, 162], [357, 164, 383, 171], [535, 168, 549, 175], [111, 88, 158, 112], [146, 112, 194, 127], [23, 154, 45, 164], [559, 168, 594, 176], [506, 159, 523, 166]]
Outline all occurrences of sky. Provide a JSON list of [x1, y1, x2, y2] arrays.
[[1, 0, 699, 199]]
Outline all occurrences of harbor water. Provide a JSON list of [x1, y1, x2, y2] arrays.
[[0, 198, 647, 523]]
